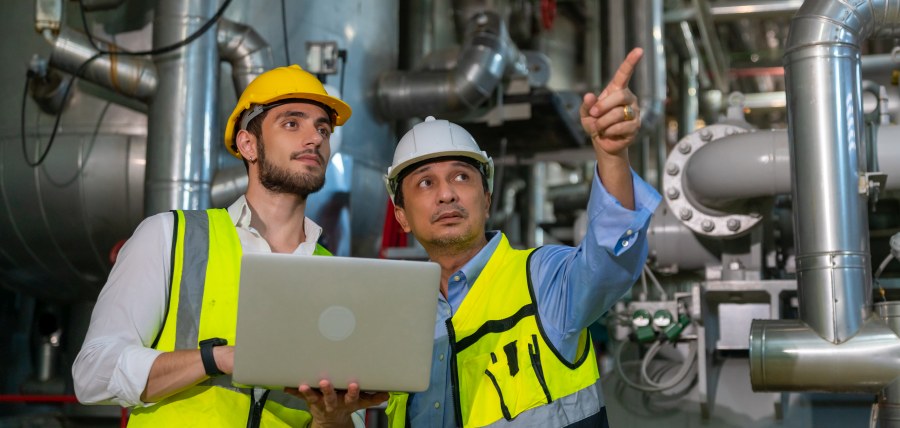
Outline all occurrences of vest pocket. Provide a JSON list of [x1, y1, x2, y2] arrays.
[[528, 334, 552, 404], [456, 342, 550, 426]]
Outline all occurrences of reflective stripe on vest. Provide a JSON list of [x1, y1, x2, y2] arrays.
[[386, 234, 600, 428], [130, 209, 329, 427]]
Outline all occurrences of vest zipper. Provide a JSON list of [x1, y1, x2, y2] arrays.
[[246, 387, 270, 428], [445, 318, 464, 428]]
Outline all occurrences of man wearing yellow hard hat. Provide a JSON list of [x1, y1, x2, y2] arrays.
[[73, 65, 385, 427]]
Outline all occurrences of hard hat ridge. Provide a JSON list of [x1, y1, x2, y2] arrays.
[[384, 116, 494, 202]]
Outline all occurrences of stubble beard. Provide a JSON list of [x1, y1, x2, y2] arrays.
[[256, 137, 326, 198]]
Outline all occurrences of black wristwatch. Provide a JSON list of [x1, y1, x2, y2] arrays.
[[199, 337, 228, 377]]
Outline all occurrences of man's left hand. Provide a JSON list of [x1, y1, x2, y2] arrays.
[[285, 380, 388, 428]]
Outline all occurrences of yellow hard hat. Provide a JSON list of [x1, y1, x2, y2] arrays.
[[224, 65, 352, 158]]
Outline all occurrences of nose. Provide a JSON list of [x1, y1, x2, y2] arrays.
[[306, 128, 326, 148], [436, 179, 458, 204]]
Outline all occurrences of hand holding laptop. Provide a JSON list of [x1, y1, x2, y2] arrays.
[[285, 379, 388, 427]]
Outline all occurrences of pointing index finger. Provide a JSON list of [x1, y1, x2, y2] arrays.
[[605, 47, 644, 92]]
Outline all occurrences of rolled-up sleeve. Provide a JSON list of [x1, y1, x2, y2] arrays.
[[72, 214, 172, 407]]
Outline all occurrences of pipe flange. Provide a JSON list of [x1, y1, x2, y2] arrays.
[[663, 124, 762, 237]]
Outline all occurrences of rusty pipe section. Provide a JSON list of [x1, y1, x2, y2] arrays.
[[376, 10, 526, 119], [48, 26, 157, 101], [217, 18, 273, 94]]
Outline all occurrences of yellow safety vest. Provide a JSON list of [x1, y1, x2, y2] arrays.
[[387, 234, 600, 427], [128, 209, 331, 427]]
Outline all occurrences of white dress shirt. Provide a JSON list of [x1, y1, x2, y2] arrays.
[[72, 196, 323, 407]]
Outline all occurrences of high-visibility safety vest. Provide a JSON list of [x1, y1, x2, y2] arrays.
[[387, 234, 602, 427], [128, 209, 331, 427]]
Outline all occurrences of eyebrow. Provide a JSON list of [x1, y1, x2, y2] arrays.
[[274, 110, 331, 127]]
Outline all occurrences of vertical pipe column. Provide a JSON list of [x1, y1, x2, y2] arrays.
[[145, 0, 217, 214], [785, 27, 870, 343]]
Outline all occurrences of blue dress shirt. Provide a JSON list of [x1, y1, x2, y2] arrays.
[[407, 169, 661, 427]]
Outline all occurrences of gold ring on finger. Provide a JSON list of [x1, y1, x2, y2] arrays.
[[623, 105, 634, 121]]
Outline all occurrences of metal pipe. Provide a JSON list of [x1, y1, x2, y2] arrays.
[[210, 165, 248, 208], [677, 125, 900, 213], [49, 26, 157, 101], [376, 11, 526, 119], [677, 21, 699, 139], [145, 0, 218, 214], [217, 18, 273, 94], [780, 0, 900, 343], [634, 0, 666, 188], [749, 316, 900, 393], [665, 0, 803, 23], [78, 0, 126, 11]]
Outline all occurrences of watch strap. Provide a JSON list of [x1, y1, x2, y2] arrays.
[[199, 337, 227, 377]]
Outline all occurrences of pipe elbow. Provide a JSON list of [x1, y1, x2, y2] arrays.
[[217, 19, 273, 94]]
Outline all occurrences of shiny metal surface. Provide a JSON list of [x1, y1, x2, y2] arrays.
[[685, 129, 791, 205], [0, 104, 147, 300], [665, 0, 803, 23], [647, 205, 721, 272], [49, 26, 157, 101], [376, 11, 526, 119], [145, 0, 217, 215], [749, 317, 900, 393], [781, 0, 900, 343], [217, 19, 273, 94]]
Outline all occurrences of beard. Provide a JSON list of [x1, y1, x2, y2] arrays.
[[256, 137, 326, 198]]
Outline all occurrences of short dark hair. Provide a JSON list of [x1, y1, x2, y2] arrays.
[[237, 99, 336, 169], [393, 156, 489, 208]]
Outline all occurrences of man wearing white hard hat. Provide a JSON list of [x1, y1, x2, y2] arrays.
[[73, 65, 385, 427], [383, 49, 660, 427]]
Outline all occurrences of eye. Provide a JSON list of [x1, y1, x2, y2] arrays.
[[417, 178, 433, 189], [318, 127, 331, 138], [283, 120, 298, 129], [454, 172, 470, 182]]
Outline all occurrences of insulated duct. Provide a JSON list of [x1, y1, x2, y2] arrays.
[[376, 10, 527, 119], [145, 0, 218, 215], [751, 0, 900, 399], [48, 26, 157, 101], [217, 18, 273, 94], [782, 0, 887, 344]]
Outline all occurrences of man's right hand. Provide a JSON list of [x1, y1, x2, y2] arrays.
[[285, 380, 389, 428]]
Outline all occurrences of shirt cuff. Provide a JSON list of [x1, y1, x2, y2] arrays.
[[588, 168, 661, 254], [109, 345, 164, 407]]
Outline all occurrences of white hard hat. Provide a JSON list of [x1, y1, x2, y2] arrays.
[[384, 116, 494, 202]]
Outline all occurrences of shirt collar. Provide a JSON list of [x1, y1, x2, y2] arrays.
[[456, 230, 502, 285], [227, 195, 324, 247]]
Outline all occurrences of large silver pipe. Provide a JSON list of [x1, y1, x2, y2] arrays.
[[665, 0, 803, 23], [679, 125, 900, 214], [780, 0, 900, 343], [635, 0, 666, 188], [145, 0, 218, 215], [749, 315, 900, 393], [376, 11, 526, 119], [217, 18, 272, 94], [49, 26, 157, 101]]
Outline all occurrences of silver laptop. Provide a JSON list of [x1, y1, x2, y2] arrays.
[[232, 253, 440, 392]]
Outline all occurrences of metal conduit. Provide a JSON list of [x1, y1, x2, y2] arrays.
[[749, 0, 900, 405], [144, 0, 217, 215], [781, 0, 899, 344], [217, 19, 273, 94], [376, 10, 526, 119], [49, 26, 157, 101]]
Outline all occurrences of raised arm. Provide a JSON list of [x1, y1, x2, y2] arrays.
[[579, 47, 644, 210]]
